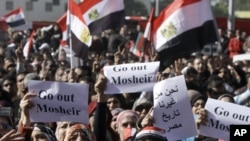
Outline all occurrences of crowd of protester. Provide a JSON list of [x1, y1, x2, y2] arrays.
[[0, 22, 250, 141]]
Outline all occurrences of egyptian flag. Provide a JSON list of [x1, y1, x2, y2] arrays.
[[79, 0, 125, 35], [23, 31, 34, 59], [56, 12, 70, 60], [130, 8, 155, 57], [130, 32, 144, 57], [152, 0, 218, 69], [57, 13, 68, 41], [2, 7, 26, 28], [67, 0, 92, 67], [57, 13, 71, 60]]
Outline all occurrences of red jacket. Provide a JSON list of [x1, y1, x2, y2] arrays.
[[228, 37, 243, 59]]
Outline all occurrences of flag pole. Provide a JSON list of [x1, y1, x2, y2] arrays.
[[67, 0, 74, 69]]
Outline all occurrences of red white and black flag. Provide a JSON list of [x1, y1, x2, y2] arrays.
[[79, 0, 125, 35], [130, 7, 155, 57], [57, 13, 67, 42], [67, 0, 92, 68], [152, 0, 218, 68], [2, 7, 26, 28], [23, 31, 35, 59], [57, 13, 71, 61]]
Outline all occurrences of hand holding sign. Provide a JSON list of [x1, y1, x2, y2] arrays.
[[153, 75, 197, 140], [94, 73, 107, 102], [196, 108, 208, 129], [28, 80, 89, 123], [199, 98, 250, 140], [104, 61, 160, 94], [20, 92, 36, 112], [19, 92, 36, 127]]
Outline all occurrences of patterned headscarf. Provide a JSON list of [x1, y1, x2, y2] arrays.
[[116, 110, 139, 126], [64, 124, 96, 141], [33, 124, 57, 141]]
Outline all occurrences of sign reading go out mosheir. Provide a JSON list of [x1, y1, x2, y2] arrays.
[[28, 80, 89, 124], [103, 61, 160, 94]]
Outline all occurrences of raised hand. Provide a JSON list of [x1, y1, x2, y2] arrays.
[[94, 73, 107, 102], [140, 107, 154, 128], [19, 92, 36, 127], [196, 108, 208, 129], [114, 46, 125, 64], [15, 40, 24, 61]]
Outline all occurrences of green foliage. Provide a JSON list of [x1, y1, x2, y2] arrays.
[[124, 0, 148, 16], [235, 0, 250, 10], [124, 0, 173, 16], [212, 3, 228, 17], [211, 0, 250, 17], [124, 0, 250, 18]]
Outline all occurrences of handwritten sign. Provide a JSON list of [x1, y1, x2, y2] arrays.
[[199, 98, 250, 141], [153, 75, 197, 141], [28, 80, 89, 123], [103, 61, 160, 94]]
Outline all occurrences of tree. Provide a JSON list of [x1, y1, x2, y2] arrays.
[[124, 0, 148, 16], [212, 1, 228, 17]]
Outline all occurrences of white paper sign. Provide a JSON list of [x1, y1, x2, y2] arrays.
[[233, 53, 250, 62], [28, 80, 89, 123], [199, 98, 250, 141], [153, 75, 197, 141], [103, 61, 160, 94]]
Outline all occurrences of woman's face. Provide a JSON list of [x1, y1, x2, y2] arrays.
[[3, 79, 16, 95], [192, 99, 205, 115], [67, 130, 90, 141], [31, 130, 49, 141], [218, 68, 230, 81], [117, 116, 137, 133], [16, 73, 26, 93], [55, 69, 65, 81], [117, 116, 138, 141], [110, 114, 118, 132], [107, 97, 121, 111], [56, 122, 75, 141]]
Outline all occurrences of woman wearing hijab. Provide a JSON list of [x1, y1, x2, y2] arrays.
[[31, 124, 57, 141], [116, 110, 140, 141], [63, 124, 95, 141]]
